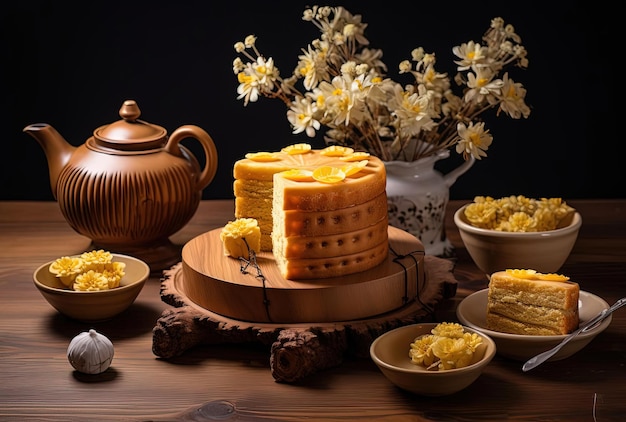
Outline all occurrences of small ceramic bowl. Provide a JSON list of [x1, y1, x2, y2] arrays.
[[370, 323, 496, 396], [33, 253, 149, 323], [456, 289, 611, 362], [453, 204, 582, 275]]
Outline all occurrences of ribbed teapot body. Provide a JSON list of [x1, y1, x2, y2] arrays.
[[56, 143, 202, 247]]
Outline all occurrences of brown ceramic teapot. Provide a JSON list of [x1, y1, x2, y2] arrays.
[[24, 100, 218, 271]]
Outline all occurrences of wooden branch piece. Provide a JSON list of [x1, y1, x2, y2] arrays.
[[270, 328, 348, 383]]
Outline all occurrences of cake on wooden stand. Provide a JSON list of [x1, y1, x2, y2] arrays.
[[152, 227, 457, 382], [152, 144, 458, 382]]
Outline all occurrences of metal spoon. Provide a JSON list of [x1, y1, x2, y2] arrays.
[[522, 297, 626, 372]]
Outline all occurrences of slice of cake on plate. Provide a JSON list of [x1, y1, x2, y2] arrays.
[[486, 269, 580, 335]]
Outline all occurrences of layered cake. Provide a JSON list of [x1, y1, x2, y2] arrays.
[[233, 143, 388, 280], [486, 269, 580, 335]]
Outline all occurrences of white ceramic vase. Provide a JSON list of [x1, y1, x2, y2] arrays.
[[384, 150, 475, 257]]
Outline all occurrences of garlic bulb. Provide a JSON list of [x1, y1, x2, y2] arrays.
[[67, 329, 114, 374]]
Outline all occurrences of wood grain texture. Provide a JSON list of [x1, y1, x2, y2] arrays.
[[1, 199, 625, 421]]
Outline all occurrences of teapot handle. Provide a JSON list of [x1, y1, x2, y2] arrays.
[[165, 125, 218, 191], [443, 155, 475, 188]]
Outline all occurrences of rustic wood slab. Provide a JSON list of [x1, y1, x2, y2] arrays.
[[153, 253, 458, 383]]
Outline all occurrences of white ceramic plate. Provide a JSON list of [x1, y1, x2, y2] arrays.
[[456, 289, 611, 362]]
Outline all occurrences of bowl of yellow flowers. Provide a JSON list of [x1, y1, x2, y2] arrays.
[[454, 196, 581, 276], [370, 322, 496, 396], [33, 250, 149, 323]]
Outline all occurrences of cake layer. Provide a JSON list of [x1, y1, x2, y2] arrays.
[[272, 237, 389, 280], [486, 303, 578, 335], [278, 192, 388, 237], [486, 313, 575, 336], [234, 196, 273, 251], [273, 158, 386, 212], [486, 270, 580, 335], [233, 179, 273, 198], [274, 217, 388, 259], [488, 274, 579, 310]]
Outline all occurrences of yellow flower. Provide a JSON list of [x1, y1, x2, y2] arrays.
[[464, 195, 575, 232], [73, 270, 110, 292], [49, 256, 84, 287], [100, 262, 126, 289], [409, 322, 483, 371], [81, 249, 113, 265], [409, 334, 436, 367], [48, 250, 124, 291]]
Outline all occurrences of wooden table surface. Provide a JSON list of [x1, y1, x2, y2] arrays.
[[1, 199, 625, 421]]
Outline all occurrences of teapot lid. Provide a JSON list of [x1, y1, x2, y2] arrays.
[[93, 100, 167, 150]]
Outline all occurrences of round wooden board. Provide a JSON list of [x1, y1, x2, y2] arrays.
[[180, 226, 425, 323]]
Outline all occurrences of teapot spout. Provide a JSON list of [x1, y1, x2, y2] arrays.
[[23, 123, 76, 199]]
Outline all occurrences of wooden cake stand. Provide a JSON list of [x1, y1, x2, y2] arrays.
[[152, 227, 458, 383]]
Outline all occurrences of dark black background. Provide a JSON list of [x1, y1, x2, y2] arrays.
[[2, 1, 621, 201]]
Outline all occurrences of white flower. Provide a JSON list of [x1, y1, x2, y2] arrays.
[[232, 6, 530, 162], [464, 67, 504, 105], [456, 121, 493, 160], [453, 40, 488, 71], [498, 73, 531, 119], [287, 96, 320, 137]]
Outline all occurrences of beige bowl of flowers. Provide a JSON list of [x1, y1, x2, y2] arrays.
[[33, 251, 149, 323], [454, 196, 581, 276], [370, 322, 496, 396]]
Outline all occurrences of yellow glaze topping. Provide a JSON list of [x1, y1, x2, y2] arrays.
[[505, 269, 570, 281]]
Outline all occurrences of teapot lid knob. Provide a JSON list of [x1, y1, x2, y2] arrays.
[[93, 100, 167, 150], [119, 100, 141, 122]]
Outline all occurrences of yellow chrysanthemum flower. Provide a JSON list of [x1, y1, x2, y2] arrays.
[[100, 262, 126, 289], [464, 195, 575, 232], [409, 322, 483, 371], [49, 256, 85, 287], [48, 250, 124, 291], [73, 270, 110, 292]]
